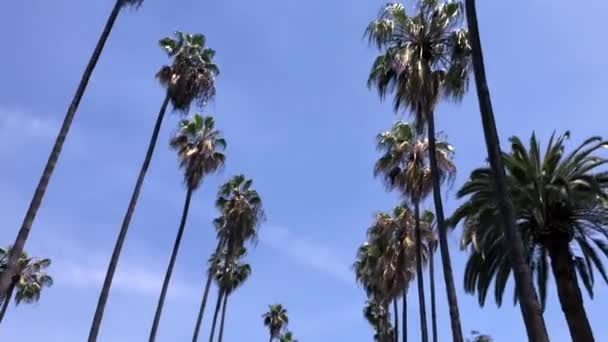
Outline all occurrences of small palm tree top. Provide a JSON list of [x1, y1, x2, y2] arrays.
[[279, 331, 298, 342], [375, 120, 455, 201], [121, 0, 144, 8], [0, 247, 53, 305], [157, 31, 219, 111], [451, 131, 608, 308], [263, 304, 289, 339], [366, 1, 470, 130], [170, 113, 226, 190]]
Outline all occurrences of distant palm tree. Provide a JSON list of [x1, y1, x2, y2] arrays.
[[375, 121, 455, 342], [148, 114, 226, 342], [0, 247, 53, 324], [451, 132, 608, 341], [0, 0, 144, 299], [463, 1, 549, 340], [216, 250, 251, 342], [279, 331, 298, 342], [365, 2, 471, 340], [263, 304, 289, 342], [192, 175, 264, 341], [88, 31, 219, 342]]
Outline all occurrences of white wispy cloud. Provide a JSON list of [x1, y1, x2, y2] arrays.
[[0, 105, 59, 141], [260, 225, 353, 285]]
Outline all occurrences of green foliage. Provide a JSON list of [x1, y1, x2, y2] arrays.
[[279, 331, 298, 342], [363, 298, 394, 342], [170, 113, 226, 190], [451, 131, 608, 308], [263, 304, 289, 340], [0, 247, 53, 305]]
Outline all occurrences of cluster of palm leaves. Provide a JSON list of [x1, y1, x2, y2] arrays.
[[361, 0, 608, 341], [263, 304, 297, 342]]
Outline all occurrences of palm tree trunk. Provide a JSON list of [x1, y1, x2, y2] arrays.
[[393, 298, 399, 342], [547, 239, 594, 341], [425, 111, 463, 342], [208, 290, 224, 342], [429, 246, 438, 342], [402, 286, 407, 342], [414, 202, 429, 342], [0, 0, 126, 298], [464, 1, 549, 341], [0, 281, 16, 325], [88, 94, 171, 342], [149, 187, 194, 342], [218, 292, 229, 342], [192, 240, 223, 342]]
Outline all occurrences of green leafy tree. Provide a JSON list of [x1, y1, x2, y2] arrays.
[[88, 31, 219, 342], [463, 0, 549, 340], [363, 298, 394, 342], [263, 304, 289, 342], [375, 121, 455, 342], [148, 114, 226, 341], [365, 2, 471, 339], [192, 175, 264, 341], [279, 331, 298, 342], [0, 0, 144, 300], [452, 132, 608, 341], [0, 247, 53, 324]]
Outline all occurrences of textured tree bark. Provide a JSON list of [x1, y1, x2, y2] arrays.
[[414, 202, 429, 342], [0, 0, 126, 298], [149, 188, 193, 341], [88, 94, 171, 342], [464, 1, 549, 341], [218, 293, 229, 342]]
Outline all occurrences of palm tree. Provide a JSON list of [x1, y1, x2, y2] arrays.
[[375, 121, 455, 342], [451, 132, 608, 341], [462, 1, 549, 340], [148, 114, 226, 341], [366, 2, 471, 340], [363, 298, 394, 342], [263, 304, 289, 342], [216, 251, 251, 342], [191, 175, 264, 341], [279, 331, 298, 342], [423, 212, 439, 342], [88, 31, 219, 342], [0, 248, 53, 324], [0, 0, 144, 299]]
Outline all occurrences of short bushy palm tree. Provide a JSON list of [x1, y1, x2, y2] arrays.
[[452, 132, 608, 341], [375, 120, 455, 342], [148, 114, 226, 341], [363, 298, 394, 342], [0, 0, 144, 299], [279, 331, 298, 342], [88, 31, 219, 342], [192, 175, 264, 341], [366, 2, 471, 339], [0, 247, 53, 324], [263, 304, 289, 342]]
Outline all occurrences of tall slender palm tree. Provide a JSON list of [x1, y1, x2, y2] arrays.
[[263, 304, 289, 342], [375, 121, 455, 342], [88, 31, 219, 342], [451, 132, 608, 341], [463, 1, 549, 340], [423, 212, 439, 342], [0, 0, 144, 299], [366, 2, 471, 340], [0, 248, 53, 324], [191, 175, 264, 341], [148, 114, 226, 342], [216, 253, 251, 342]]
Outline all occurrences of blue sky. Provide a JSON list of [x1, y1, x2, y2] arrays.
[[1, 0, 607, 341]]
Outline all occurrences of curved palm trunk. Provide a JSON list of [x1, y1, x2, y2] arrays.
[[208, 290, 224, 342], [393, 298, 399, 342], [414, 202, 429, 342], [0, 0, 126, 297], [192, 240, 223, 342], [149, 187, 194, 341], [464, 1, 549, 341], [425, 111, 463, 342], [0, 281, 16, 325], [402, 286, 407, 342], [218, 292, 229, 342], [429, 246, 438, 342], [547, 239, 594, 341], [88, 94, 171, 342]]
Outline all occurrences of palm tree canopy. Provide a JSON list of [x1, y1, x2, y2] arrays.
[[157, 31, 219, 111], [215, 175, 265, 248], [375, 120, 455, 201], [0, 247, 53, 305], [263, 304, 289, 339], [170, 113, 226, 190], [279, 331, 298, 342], [121, 0, 144, 8], [366, 1, 471, 130], [363, 298, 394, 342], [451, 131, 608, 308], [211, 247, 251, 294]]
